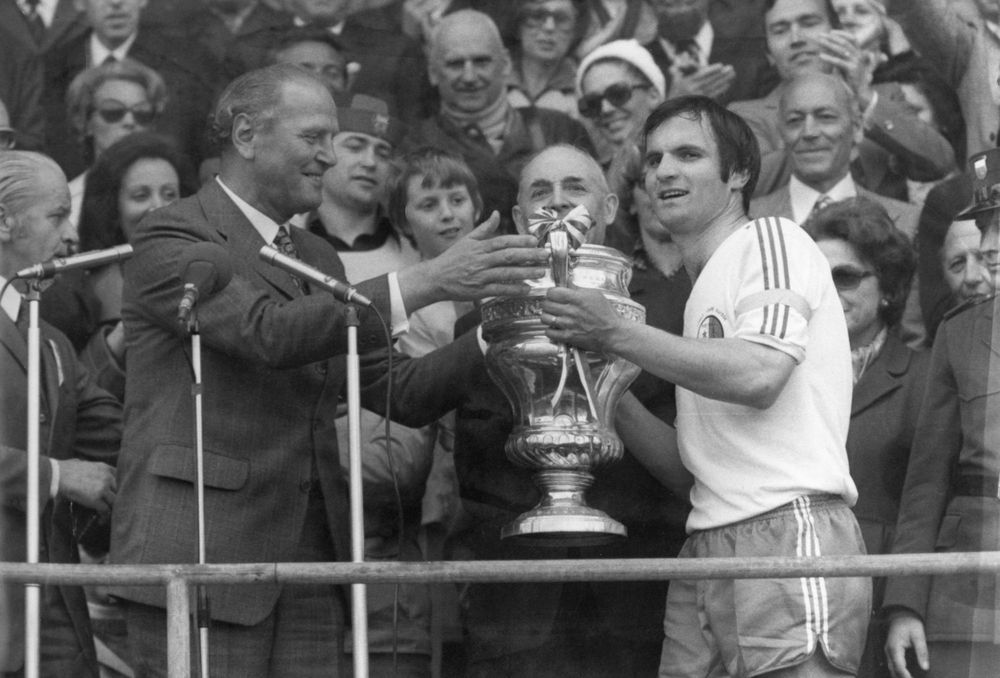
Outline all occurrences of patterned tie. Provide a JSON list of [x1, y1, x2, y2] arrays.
[[24, 0, 46, 45], [273, 225, 307, 294], [14, 301, 29, 342]]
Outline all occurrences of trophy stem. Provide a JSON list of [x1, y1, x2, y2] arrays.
[[500, 469, 627, 546]]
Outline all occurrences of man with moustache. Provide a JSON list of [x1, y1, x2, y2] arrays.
[[108, 64, 550, 677], [539, 96, 870, 677]]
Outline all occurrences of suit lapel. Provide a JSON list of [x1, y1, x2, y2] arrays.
[[198, 182, 302, 300], [42, 0, 85, 53], [851, 334, 909, 415], [0, 313, 28, 373]]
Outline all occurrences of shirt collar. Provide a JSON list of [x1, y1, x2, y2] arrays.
[[89, 30, 138, 65], [19, 0, 55, 25], [216, 176, 282, 246], [293, 15, 345, 35], [788, 173, 856, 224], [0, 276, 22, 323]]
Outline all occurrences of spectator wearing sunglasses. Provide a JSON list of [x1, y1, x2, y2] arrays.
[[62, 58, 167, 230], [750, 71, 926, 346], [576, 39, 665, 165], [805, 195, 928, 678], [506, 0, 589, 118]]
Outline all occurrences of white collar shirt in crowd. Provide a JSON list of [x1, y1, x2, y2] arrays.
[[788, 173, 856, 225]]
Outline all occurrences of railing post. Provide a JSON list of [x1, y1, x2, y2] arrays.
[[167, 577, 192, 678]]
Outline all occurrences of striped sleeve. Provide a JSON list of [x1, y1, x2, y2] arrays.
[[732, 217, 813, 360]]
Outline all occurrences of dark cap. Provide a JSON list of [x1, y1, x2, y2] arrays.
[[333, 93, 405, 148], [956, 148, 1000, 220]]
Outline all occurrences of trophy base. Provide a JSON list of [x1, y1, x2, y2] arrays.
[[500, 470, 627, 547], [501, 506, 627, 547]]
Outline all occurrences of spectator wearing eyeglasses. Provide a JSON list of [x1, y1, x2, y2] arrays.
[[506, 0, 589, 118], [62, 58, 167, 229], [41, 0, 223, 180], [805, 195, 928, 678]]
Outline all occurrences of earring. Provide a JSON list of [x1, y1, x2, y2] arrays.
[[879, 298, 889, 307]]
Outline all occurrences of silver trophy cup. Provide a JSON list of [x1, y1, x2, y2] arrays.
[[481, 206, 645, 545]]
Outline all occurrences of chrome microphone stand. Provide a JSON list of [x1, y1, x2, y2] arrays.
[[182, 309, 211, 678], [345, 304, 369, 678], [23, 281, 43, 678]]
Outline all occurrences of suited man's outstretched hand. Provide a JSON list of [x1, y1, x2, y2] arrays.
[[398, 211, 550, 311], [58, 459, 116, 516]]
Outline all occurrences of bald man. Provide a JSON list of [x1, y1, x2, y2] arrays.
[[406, 10, 595, 234]]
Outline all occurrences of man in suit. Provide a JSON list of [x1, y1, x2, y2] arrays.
[[42, 0, 223, 177], [730, 0, 956, 198], [751, 71, 925, 345], [883, 147, 1000, 678], [107, 63, 549, 677], [0, 0, 88, 57], [406, 10, 595, 234], [0, 150, 120, 677], [0, 35, 45, 151], [643, 0, 776, 105]]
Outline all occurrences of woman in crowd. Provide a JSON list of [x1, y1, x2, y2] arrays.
[[64, 58, 168, 227], [507, 0, 589, 116], [807, 197, 929, 678], [68, 132, 195, 399]]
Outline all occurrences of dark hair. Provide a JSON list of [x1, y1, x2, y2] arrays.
[[805, 196, 916, 328], [79, 132, 197, 251], [270, 25, 345, 57], [874, 54, 966, 163], [763, 0, 841, 30], [641, 96, 760, 212], [388, 147, 483, 236]]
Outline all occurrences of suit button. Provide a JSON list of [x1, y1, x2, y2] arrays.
[[316, 363, 327, 375], [39, 412, 47, 423], [299, 480, 311, 493]]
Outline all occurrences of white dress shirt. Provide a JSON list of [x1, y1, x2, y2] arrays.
[[788, 173, 857, 225]]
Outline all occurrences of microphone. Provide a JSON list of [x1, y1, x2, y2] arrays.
[[15, 244, 133, 279], [258, 246, 372, 308], [176, 242, 234, 325]]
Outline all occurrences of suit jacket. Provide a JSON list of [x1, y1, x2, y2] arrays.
[[847, 332, 929, 560], [108, 180, 486, 625], [749, 183, 920, 239], [42, 27, 223, 177], [729, 83, 957, 194], [895, 0, 1000, 159], [882, 295, 1000, 642], [0, 0, 87, 56], [643, 30, 777, 105], [0, 310, 121, 674]]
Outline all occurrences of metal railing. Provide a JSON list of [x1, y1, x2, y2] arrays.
[[3, 552, 1000, 678]]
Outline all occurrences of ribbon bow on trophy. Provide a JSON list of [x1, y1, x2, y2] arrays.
[[526, 205, 600, 419]]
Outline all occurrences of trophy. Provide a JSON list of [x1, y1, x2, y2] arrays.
[[481, 205, 645, 545]]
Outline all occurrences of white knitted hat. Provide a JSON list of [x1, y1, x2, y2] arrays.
[[575, 39, 667, 99]]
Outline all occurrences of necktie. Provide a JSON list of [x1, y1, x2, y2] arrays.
[[102, 54, 117, 66], [273, 226, 308, 294], [24, 0, 46, 44], [15, 302, 29, 342]]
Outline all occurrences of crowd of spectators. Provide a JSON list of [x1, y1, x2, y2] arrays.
[[3, 0, 1000, 677]]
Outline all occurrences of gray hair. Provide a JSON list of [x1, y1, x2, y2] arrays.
[[0, 151, 63, 216], [208, 64, 326, 151]]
